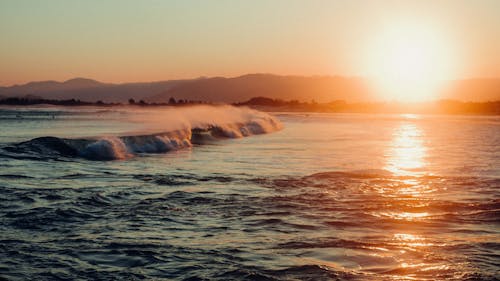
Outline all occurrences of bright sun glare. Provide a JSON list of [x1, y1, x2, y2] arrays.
[[367, 23, 456, 102]]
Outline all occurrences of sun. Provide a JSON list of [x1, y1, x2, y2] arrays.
[[366, 22, 456, 102]]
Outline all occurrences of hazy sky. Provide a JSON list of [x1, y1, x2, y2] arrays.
[[1, 0, 499, 85]]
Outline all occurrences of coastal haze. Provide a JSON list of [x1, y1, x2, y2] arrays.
[[1, 1, 499, 281], [1, 75, 500, 103]]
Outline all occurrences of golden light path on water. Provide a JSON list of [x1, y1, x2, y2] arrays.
[[381, 115, 445, 279], [385, 115, 427, 176]]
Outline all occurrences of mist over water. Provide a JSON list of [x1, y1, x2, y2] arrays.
[[0, 107, 499, 280]]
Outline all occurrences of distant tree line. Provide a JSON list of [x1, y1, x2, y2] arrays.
[[0, 97, 109, 106], [127, 97, 207, 106], [0, 96, 208, 107], [2, 95, 499, 115], [236, 96, 500, 115]]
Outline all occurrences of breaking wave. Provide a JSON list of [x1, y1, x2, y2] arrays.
[[0, 106, 282, 160]]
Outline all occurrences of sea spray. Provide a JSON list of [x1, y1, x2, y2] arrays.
[[2, 105, 282, 160], [128, 105, 283, 135]]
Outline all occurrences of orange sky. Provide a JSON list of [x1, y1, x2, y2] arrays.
[[1, 0, 499, 86]]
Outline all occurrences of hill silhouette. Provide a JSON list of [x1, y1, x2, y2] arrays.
[[149, 74, 374, 103], [1, 74, 499, 103], [441, 78, 500, 101], [0, 78, 105, 95], [0, 78, 189, 102]]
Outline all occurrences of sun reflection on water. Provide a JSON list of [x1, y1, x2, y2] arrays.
[[378, 121, 445, 279], [385, 121, 427, 176], [393, 233, 434, 247], [383, 212, 430, 220]]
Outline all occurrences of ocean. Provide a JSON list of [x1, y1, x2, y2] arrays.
[[0, 106, 499, 280]]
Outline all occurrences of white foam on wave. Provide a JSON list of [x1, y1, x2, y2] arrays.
[[79, 137, 131, 160], [74, 105, 282, 160], [125, 131, 192, 154]]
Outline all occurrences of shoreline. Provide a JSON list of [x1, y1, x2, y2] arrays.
[[1, 97, 500, 115]]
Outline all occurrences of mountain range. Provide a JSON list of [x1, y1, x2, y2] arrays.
[[1, 74, 499, 103]]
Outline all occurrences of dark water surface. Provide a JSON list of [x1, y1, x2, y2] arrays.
[[0, 107, 499, 280]]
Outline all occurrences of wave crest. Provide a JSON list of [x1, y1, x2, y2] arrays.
[[79, 137, 131, 160], [1, 106, 282, 161]]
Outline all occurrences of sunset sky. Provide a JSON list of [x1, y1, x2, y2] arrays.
[[1, 0, 499, 86]]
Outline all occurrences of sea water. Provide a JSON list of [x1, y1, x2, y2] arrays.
[[0, 106, 499, 280]]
